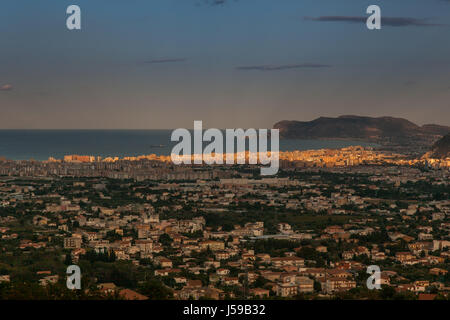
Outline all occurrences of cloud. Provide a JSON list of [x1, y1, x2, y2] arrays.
[[143, 58, 187, 64], [305, 16, 443, 27], [0, 84, 12, 91], [236, 63, 332, 71], [201, 0, 229, 5], [210, 0, 226, 5], [195, 0, 228, 6], [196, 0, 243, 7]]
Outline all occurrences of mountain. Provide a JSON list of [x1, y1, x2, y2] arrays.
[[429, 134, 450, 159], [421, 124, 450, 136], [273, 115, 450, 146]]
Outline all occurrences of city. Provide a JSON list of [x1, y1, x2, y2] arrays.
[[1, 0, 449, 315], [0, 147, 448, 300]]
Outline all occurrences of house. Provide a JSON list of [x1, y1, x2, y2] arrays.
[[64, 236, 82, 249], [249, 288, 270, 298], [327, 269, 352, 279], [372, 252, 386, 261], [378, 272, 392, 286], [297, 276, 314, 293], [119, 289, 149, 300], [271, 257, 304, 268], [136, 225, 150, 239], [354, 246, 370, 256], [113, 249, 130, 261], [199, 240, 225, 251], [154, 256, 173, 268], [325, 278, 356, 293], [279, 273, 297, 284], [316, 246, 327, 253], [209, 274, 220, 284], [70, 248, 86, 263], [396, 284, 415, 293], [204, 260, 220, 269], [260, 271, 282, 282], [427, 256, 445, 265], [433, 240, 450, 251], [174, 276, 187, 284], [342, 251, 354, 260], [98, 282, 117, 295], [255, 253, 271, 263], [242, 252, 256, 261], [215, 251, 231, 260], [324, 226, 344, 234], [395, 252, 414, 263], [186, 280, 203, 288], [217, 268, 230, 276], [282, 266, 298, 273], [303, 268, 326, 279], [177, 286, 225, 300], [332, 232, 351, 241], [276, 282, 298, 297], [154, 268, 181, 276], [135, 240, 153, 253], [429, 268, 448, 276], [414, 280, 429, 293], [418, 293, 437, 300], [223, 277, 240, 286], [408, 242, 432, 254], [39, 275, 59, 286]]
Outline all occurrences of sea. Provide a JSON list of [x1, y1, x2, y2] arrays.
[[0, 130, 379, 161]]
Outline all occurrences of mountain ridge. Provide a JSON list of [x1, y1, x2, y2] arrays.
[[429, 134, 450, 159], [273, 115, 450, 147]]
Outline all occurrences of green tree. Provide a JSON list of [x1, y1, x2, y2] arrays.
[[138, 280, 173, 300]]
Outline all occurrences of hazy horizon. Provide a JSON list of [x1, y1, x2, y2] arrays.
[[0, 113, 448, 130]]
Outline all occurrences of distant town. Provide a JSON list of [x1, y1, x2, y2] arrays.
[[0, 146, 448, 180], [0, 146, 448, 300]]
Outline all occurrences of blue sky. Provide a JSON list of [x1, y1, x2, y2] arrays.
[[1, 0, 449, 129]]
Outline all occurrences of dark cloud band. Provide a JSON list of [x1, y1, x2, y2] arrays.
[[305, 16, 442, 27], [236, 64, 331, 71], [144, 58, 187, 64]]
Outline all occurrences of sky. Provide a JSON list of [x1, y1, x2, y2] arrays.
[[0, 0, 450, 129]]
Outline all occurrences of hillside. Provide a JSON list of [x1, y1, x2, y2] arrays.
[[429, 134, 450, 159], [273, 115, 450, 146]]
